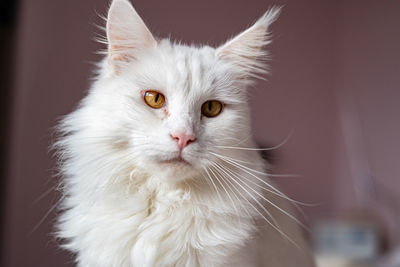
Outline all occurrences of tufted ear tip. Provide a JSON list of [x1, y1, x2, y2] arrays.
[[106, 0, 156, 69], [254, 6, 282, 30], [216, 6, 281, 79]]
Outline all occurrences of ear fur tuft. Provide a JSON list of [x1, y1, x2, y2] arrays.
[[106, 0, 156, 69], [216, 7, 281, 80]]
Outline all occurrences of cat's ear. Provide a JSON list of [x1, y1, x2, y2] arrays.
[[106, 0, 156, 69], [216, 7, 281, 80]]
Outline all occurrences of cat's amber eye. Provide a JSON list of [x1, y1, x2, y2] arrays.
[[201, 100, 223, 118], [144, 90, 165, 109]]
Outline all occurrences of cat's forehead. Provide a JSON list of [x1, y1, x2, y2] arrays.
[[162, 42, 218, 94], [172, 47, 211, 82], [130, 41, 227, 101]]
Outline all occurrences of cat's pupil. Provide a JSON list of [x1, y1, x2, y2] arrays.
[[155, 93, 160, 103], [208, 101, 212, 111]]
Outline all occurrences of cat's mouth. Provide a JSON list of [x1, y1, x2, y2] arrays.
[[159, 156, 191, 166]]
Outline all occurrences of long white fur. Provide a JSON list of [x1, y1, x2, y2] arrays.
[[55, 1, 314, 266]]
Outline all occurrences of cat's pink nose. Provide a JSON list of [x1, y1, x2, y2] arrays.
[[170, 132, 196, 150]]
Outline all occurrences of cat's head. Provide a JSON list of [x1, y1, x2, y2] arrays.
[[88, 0, 279, 183]]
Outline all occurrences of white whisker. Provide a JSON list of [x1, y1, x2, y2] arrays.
[[211, 162, 259, 220], [212, 153, 310, 206], [215, 129, 293, 151], [212, 152, 298, 178], [202, 167, 224, 204], [212, 162, 299, 247], [29, 196, 65, 235], [31, 185, 57, 206], [212, 153, 312, 223], [218, 162, 308, 230], [208, 165, 241, 220], [213, 162, 280, 229], [210, 163, 252, 219]]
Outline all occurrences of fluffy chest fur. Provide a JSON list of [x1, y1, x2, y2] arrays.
[[60, 165, 258, 266]]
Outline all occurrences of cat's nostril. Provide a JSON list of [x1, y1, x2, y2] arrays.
[[170, 134, 180, 142], [170, 133, 196, 150]]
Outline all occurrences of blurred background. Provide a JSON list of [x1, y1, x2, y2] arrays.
[[1, 0, 399, 266]]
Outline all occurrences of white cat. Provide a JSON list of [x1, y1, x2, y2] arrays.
[[55, 0, 315, 266]]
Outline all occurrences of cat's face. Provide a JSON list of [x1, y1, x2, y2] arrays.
[[94, 0, 279, 182], [103, 43, 250, 182]]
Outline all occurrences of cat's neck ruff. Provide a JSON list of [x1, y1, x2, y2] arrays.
[[60, 151, 258, 266]]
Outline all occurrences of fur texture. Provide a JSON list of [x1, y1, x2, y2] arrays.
[[55, 0, 315, 266]]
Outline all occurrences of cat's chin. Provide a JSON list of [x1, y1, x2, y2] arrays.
[[141, 156, 200, 183]]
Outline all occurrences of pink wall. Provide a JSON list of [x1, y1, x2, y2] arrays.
[[3, 1, 103, 266], [333, 0, 400, 244], [2, 0, 399, 266], [251, 1, 336, 217]]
